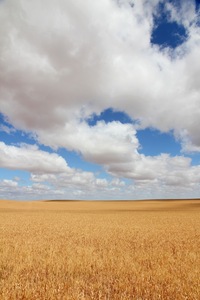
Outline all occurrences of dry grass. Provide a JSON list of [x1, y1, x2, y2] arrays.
[[0, 199, 200, 299]]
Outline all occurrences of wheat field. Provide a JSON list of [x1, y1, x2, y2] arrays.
[[0, 199, 200, 300]]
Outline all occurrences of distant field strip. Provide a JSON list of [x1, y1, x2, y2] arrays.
[[0, 200, 200, 299]]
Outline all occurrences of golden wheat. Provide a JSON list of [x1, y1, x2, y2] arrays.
[[0, 200, 200, 299]]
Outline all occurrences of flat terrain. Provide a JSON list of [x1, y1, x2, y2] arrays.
[[0, 199, 200, 299]]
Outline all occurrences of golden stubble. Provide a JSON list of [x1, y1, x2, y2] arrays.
[[0, 200, 200, 299]]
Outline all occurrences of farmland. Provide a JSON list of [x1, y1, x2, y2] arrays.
[[0, 199, 200, 299]]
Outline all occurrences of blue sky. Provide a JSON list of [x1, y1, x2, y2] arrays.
[[1, 0, 200, 200]]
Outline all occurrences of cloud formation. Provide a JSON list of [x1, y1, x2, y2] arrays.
[[1, 139, 200, 200], [0, 142, 69, 173], [0, 0, 200, 145], [0, 0, 200, 199]]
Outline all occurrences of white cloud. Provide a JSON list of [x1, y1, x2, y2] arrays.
[[0, 179, 65, 200], [1, 135, 199, 199], [36, 121, 139, 165], [26, 143, 200, 199], [176, 129, 200, 153], [0, 179, 18, 188], [31, 171, 107, 192], [0, 0, 200, 199], [105, 149, 200, 189], [0, 142, 69, 173], [0, 124, 15, 134], [0, 138, 200, 200], [165, 0, 196, 28], [0, 0, 199, 151]]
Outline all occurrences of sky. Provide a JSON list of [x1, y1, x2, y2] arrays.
[[1, 0, 200, 200]]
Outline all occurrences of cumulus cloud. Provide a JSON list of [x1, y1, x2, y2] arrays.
[[30, 169, 126, 195], [104, 148, 200, 191], [1, 0, 200, 199], [0, 179, 65, 200], [36, 121, 139, 165], [0, 140, 128, 199], [0, 142, 69, 173], [1, 154, 200, 200], [0, 179, 18, 188], [0, 0, 199, 147], [0, 138, 200, 200]]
